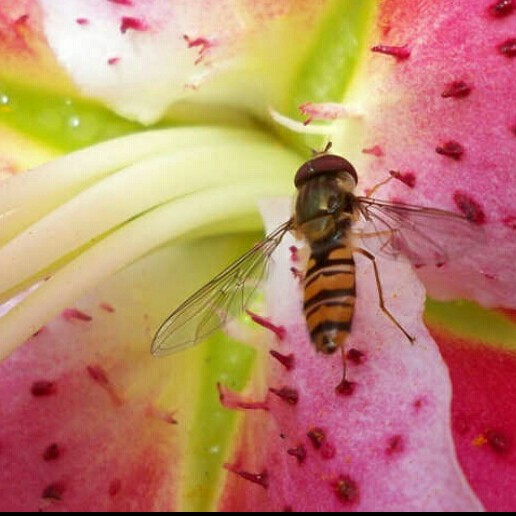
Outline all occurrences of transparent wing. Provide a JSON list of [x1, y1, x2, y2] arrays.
[[354, 197, 482, 267], [151, 220, 293, 357]]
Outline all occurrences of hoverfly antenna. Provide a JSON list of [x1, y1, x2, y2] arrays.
[[309, 141, 333, 157]]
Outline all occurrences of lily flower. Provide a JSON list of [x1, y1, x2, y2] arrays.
[[0, 0, 514, 512]]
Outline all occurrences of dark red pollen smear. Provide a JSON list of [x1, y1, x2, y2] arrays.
[[485, 429, 512, 455], [87, 365, 110, 386], [498, 38, 516, 57], [488, 0, 514, 17], [120, 16, 148, 34], [436, 140, 465, 160], [31, 380, 57, 397], [76, 18, 90, 25], [43, 443, 60, 462], [321, 442, 337, 460], [347, 348, 366, 365], [386, 434, 405, 455], [223, 464, 269, 489], [42, 482, 65, 501], [371, 44, 411, 60], [441, 81, 473, 99], [503, 216, 516, 229], [336, 379, 356, 396], [269, 350, 295, 371], [389, 170, 416, 188], [287, 445, 307, 464], [289, 245, 299, 262], [109, 479, 122, 497], [334, 475, 360, 505], [307, 427, 326, 449], [108, 0, 134, 5], [453, 191, 486, 224], [269, 387, 299, 405]]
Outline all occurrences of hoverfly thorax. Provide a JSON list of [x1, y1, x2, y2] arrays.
[[294, 154, 359, 245]]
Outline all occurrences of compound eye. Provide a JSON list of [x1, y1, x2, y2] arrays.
[[294, 155, 358, 187]]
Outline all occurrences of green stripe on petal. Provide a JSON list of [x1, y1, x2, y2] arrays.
[[282, 0, 377, 150], [425, 299, 516, 352]]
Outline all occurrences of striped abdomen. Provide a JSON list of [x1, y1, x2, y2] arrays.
[[303, 242, 356, 354]]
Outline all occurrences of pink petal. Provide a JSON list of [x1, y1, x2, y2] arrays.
[[354, 0, 516, 307], [0, 293, 181, 511], [431, 327, 516, 512], [218, 200, 482, 511]]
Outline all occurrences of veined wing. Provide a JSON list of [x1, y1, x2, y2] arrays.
[[354, 197, 482, 267], [151, 219, 293, 356]]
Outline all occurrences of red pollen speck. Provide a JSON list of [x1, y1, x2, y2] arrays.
[[43, 443, 61, 462], [223, 464, 269, 489], [307, 427, 326, 449], [287, 445, 307, 464], [108, 57, 120, 66], [87, 365, 123, 405], [389, 170, 416, 188], [386, 435, 405, 455], [485, 429, 512, 455], [347, 348, 366, 365], [334, 475, 360, 505], [42, 482, 65, 501], [31, 381, 57, 397], [246, 310, 286, 341], [269, 350, 295, 371], [371, 44, 411, 60], [62, 308, 92, 322], [362, 145, 384, 157], [436, 140, 465, 160], [336, 379, 356, 396], [498, 38, 516, 57], [109, 479, 122, 497], [76, 18, 90, 25], [289, 245, 299, 262], [453, 191, 486, 224], [108, 0, 134, 5], [100, 302, 116, 313], [489, 0, 514, 17], [183, 35, 213, 65], [120, 17, 148, 34], [441, 81, 472, 99], [269, 387, 299, 405], [321, 442, 337, 460], [87, 365, 110, 386], [503, 216, 516, 230]]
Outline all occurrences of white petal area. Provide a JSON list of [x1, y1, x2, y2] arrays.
[[257, 198, 483, 512], [39, 0, 235, 124]]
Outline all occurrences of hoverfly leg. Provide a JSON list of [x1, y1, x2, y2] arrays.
[[365, 176, 393, 198], [353, 247, 416, 344]]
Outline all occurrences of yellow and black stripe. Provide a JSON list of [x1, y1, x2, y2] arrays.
[[303, 242, 356, 354]]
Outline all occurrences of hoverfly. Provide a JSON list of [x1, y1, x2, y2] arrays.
[[151, 148, 478, 358]]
